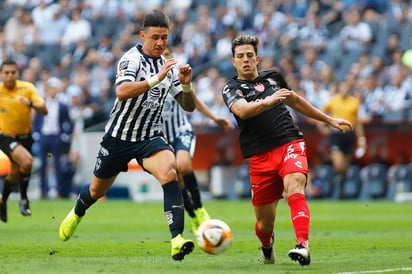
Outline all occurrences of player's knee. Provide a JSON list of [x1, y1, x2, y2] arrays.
[[19, 159, 33, 173], [284, 173, 307, 195], [157, 168, 178, 184]]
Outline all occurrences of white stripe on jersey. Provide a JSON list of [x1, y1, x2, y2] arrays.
[[105, 45, 182, 142], [162, 93, 192, 144]]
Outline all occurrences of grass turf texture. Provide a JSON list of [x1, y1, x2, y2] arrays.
[[0, 199, 411, 274]]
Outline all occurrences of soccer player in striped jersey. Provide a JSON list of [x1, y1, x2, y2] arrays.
[[162, 48, 234, 234], [59, 10, 196, 261]]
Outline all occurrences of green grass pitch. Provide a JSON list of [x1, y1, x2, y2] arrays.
[[0, 199, 411, 274]]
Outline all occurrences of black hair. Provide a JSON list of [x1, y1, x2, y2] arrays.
[[231, 35, 259, 57], [143, 10, 169, 29], [0, 59, 17, 71]]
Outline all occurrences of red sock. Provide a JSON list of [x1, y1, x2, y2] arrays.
[[287, 193, 310, 248], [255, 222, 273, 248]]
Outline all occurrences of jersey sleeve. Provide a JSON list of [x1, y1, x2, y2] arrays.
[[222, 80, 244, 111], [115, 50, 140, 85], [169, 68, 182, 98]]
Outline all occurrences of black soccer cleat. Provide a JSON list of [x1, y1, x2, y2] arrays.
[[288, 244, 311, 266], [19, 199, 32, 216], [0, 200, 7, 223]]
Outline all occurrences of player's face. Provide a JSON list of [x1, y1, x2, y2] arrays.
[[0, 64, 19, 90], [140, 27, 169, 58], [232, 44, 259, 80]]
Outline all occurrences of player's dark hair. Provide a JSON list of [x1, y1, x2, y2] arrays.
[[0, 59, 17, 71], [143, 10, 169, 29], [231, 35, 259, 57]]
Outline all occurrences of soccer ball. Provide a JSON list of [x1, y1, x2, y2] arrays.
[[196, 219, 233, 255]]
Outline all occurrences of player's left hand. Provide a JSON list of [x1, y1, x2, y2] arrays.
[[329, 118, 353, 132], [214, 117, 235, 131], [18, 96, 31, 107], [178, 64, 192, 85]]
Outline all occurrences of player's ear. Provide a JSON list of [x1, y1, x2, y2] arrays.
[[256, 55, 260, 64], [139, 30, 145, 40]]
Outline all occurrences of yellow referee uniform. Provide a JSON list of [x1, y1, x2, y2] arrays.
[[0, 80, 45, 136], [322, 94, 360, 126]]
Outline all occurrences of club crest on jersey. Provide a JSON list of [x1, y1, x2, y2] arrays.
[[254, 83, 265, 92], [236, 89, 243, 96], [119, 60, 129, 70]]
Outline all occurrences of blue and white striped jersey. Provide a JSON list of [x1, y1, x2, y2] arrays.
[[105, 45, 182, 142], [162, 93, 192, 144]]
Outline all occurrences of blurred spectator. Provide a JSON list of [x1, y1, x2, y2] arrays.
[[274, 13, 300, 60], [382, 70, 411, 113], [31, 0, 55, 27], [253, 3, 284, 55], [36, 4, 68, 70], [3, 6, 25, 49], [32, 77, 74, 199], [305, 77, 331, 111], [215, 25, 237, 74], [61, 7, 92, 50], [318, 65, 338, 96], [327, 7, 373, 80], [298, 47, 327, 74], [357, 72, 386, 123], [298, 11, 330, 54], [0, 31, 16, 64]]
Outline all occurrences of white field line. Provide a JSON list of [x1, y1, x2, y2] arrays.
[[335, 267, 412, 274]]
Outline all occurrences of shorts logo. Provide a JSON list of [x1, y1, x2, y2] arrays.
[[95, 158, 101, 171], [9, 141, 18, 151], [295, 161, 303, 169], [99, 146, 109, 156]]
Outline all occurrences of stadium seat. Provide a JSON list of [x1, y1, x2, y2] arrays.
[[360, 164, 388, 199], [312, 164, 335, 198], [341, 165, 362, 199], [386, 164, 412, 199]]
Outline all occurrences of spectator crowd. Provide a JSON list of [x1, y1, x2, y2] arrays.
[[1, 0, 412, 198]]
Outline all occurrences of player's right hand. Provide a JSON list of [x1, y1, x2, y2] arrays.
[[159, 58, 178, 80]]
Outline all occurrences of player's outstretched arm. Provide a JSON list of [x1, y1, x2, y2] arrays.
[[285, 90, 352, 132], [193, 95, 235, 131]]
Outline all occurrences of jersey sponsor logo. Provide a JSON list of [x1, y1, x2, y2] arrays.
[[142, 88, 161, 109]]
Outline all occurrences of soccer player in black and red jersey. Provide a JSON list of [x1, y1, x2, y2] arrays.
[[222, 35, 352, 266]]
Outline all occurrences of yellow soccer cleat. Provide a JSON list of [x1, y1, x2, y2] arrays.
[[171, 234, 194, 261], [194, 207, 210, 226], [190, 216, 199, 234], [59, 208, 82, 241]]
